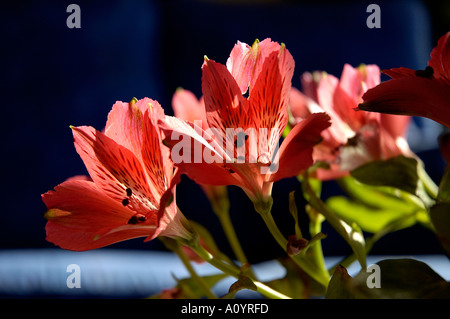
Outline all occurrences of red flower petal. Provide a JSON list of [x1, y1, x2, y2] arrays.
[[226, 40, 257, 95], [382, 67, 417, 79], [202, 58, 250, 137], [428, 31, 450, 84], [172, 89, 207, 128], [270, 112, 331, 182], [360, 76, 450, 127], [289, 87, 312, 121], [141, 107, 172, 199], [158, 115, 238, 186], [42, 179, 157, 251], [248, 43, 294, 154], [360, 32, 450, 127], [333, 64, 380, 131], [226, 38, 281, 95], [72, 125, 159, 211]]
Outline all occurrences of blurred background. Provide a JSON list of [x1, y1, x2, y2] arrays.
[[0, 0, 449, 297]]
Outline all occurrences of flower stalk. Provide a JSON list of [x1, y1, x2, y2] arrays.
[[186, 235, 291, 299], [253, 196, 330, 288], [160, 237, 218, 299]]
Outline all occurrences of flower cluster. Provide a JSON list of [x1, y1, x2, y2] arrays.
[[42, 33, 450, 299]]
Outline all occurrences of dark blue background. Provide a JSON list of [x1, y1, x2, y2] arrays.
[[1, 0, 448, 263]]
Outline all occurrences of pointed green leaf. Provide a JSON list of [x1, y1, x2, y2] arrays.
[[327, 196, 418, 233], [338, 176, 425, 211], [350, 156, 419, 195], [351, 258, 450, 299], [325, 265, 354, 299], [430, 203, 450, 256], [437, 165, 450, 203], [429, 164, 450, 256]]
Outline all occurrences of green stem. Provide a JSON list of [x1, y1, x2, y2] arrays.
[[204, 186, 252, 275], [302, 170, 367, 270], [418, 163, 439, 200], [214, 206, 250, 270], [308, 209, 329, 278], [160, 237, 217, 299], [259, 210, 288, 249], [190, 240, 290, 299], [302, 177, 330, 278], [255, 199, 330, 288]]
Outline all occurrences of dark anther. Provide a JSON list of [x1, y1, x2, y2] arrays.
[[346, 135, 359, 147], [128, 214, 147, 225], [226, 167, 235, 174], [415, 66, 434, 78], [234, 132, 247, 148], [126, 188, 132, 196], [122, 198, 129, 206]]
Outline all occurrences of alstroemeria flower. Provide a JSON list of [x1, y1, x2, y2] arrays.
[[359, 31, 450, 127], [159, 39, 330, 205], [42, 98, 192, 251], [289, 64, 412, 180], [172, 89, 230, 211]]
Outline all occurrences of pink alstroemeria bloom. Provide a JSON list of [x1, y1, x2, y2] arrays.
[[359, 32, 450, 127], [42, 98, 192, 251], [159, 39, 331, 206], [289, 64, 412, 180]]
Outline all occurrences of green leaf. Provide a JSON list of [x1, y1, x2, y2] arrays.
[[325, 259, 450, 299], [266, 258, 322, 298], [350, 156, 419, 195], [430, 203, 450, 256], [325, 265, 354, 299], [437, 165, 450, 202], [327, 196, 418, 233], [429, 164, 450, 256], [350, 258, 450, 299], [288, 191, 303, 239], [338, 176, 424, 211]]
